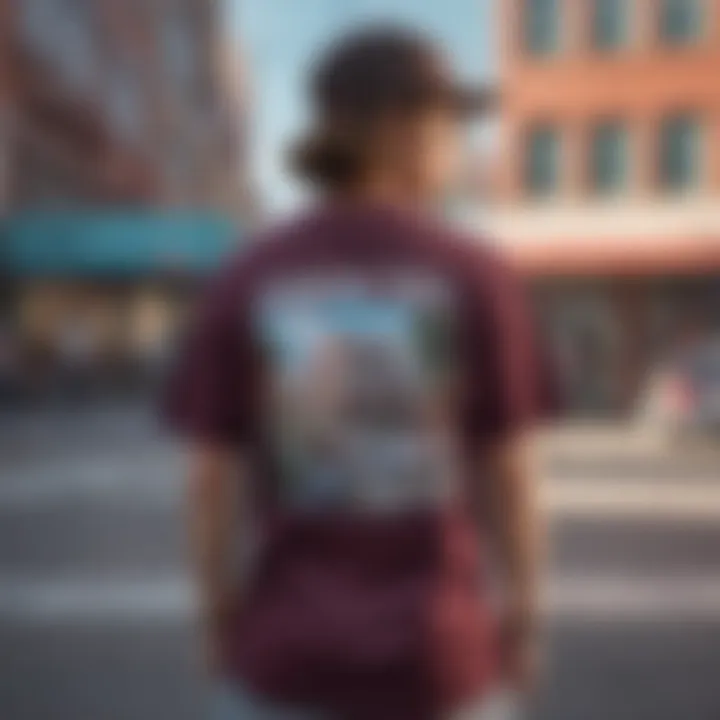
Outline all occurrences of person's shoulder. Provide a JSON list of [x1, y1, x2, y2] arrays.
[[210, 209, 320, 287], [420, 217, 518, 286]]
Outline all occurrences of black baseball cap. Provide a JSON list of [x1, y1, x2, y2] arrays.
[[310, 25, 496, 120], [290, 25, 496, 187]]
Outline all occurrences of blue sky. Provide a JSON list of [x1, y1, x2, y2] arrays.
[[227, 0, 495, 211]]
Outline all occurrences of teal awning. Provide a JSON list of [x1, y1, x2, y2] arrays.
[[1, 211, 242, 277]]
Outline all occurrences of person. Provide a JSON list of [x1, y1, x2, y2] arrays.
[[164, 25, 551, 720], [57, 315, 95, 400], [0, 323, 19, 402]]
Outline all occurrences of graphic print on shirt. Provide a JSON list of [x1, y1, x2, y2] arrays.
[[255, 274, 461, 514]]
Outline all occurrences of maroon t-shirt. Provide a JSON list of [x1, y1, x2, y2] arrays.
[[164, 204, 549, 720]]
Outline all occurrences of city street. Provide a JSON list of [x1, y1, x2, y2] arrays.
[[1, 404, 720, 720]]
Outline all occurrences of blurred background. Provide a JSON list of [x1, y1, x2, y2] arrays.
[[1, 1, 720, 719]]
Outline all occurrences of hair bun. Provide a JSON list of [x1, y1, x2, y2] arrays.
[[288, 127, 369, 188]]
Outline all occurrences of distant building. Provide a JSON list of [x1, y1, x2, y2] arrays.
[[212, 37, 260, 223], [485, 0, 720, 414], [0, 0, 245, 212], [0, 0, 248, 396]]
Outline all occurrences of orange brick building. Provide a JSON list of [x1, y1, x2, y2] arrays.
[[485, 0, 720, 414]]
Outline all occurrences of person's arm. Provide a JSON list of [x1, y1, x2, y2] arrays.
[[464, 252, 554, 691], [161, 268, 256, 674], [479, 434, 544, 687], [186, 443, 245, 671]]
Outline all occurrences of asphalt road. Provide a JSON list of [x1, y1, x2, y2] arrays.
[[1, 404, 720, 720]]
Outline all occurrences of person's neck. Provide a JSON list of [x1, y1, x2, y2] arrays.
[[332, 177, 425, 215]]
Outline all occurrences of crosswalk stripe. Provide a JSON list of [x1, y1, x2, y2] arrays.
[[3, 470, 720, 522], [0, 464, 183, 509], [546, 577, 720, 620], [2, 576, 720, 624], [542, 481, 720, 520], [0, 578, 194, 623]]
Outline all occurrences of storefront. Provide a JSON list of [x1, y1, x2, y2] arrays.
[[531, 276, 720, 417], [508, 227, 720, 418], [1, 211, 240, 397]]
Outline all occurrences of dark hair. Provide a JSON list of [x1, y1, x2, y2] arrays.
[[288, 124, 373, 189]]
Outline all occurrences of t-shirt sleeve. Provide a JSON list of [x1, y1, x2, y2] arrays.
[[161, 276, 254, 446], [464, 254, 558, 442]]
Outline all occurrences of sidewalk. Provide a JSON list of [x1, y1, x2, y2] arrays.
[[541, 422, 720, 479]]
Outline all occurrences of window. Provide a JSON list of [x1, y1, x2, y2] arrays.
[[525, 125, 561, 197], [21, 0, 98, 91], [525, 0, 560, 56], [590, 121, 628, 195], [13, 135, 87, 208], [592, 0, 628, 49], [659, 114, 701, 192], [164, 135, 195, 200], [660, 0, 703, 45], [162, 10, 197, 95], [56, 0, 97, 91], [20, 0, 55, 56], [107, 60, 144, 141]]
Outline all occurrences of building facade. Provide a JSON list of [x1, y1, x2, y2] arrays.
[[0, 0, 245, 212], [486, 0, 720, 414], [0, 0, 247, 398]]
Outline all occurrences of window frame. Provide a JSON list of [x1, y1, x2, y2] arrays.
[[658, 113, 703, 193], [524, 123, 562, 199], [591, 0, 630, 51], [589, 119, 629, 196], [659, 0, 704, 46], [524, 0, 562, 57]]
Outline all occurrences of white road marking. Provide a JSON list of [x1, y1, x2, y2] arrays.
[[3, 464, 720, 522], [0, 577, 194, 624], [542, 481, 720, 521], [2, 576, 720, 625], [0, 456, 184, 509], [547, 577, 720, 621]]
